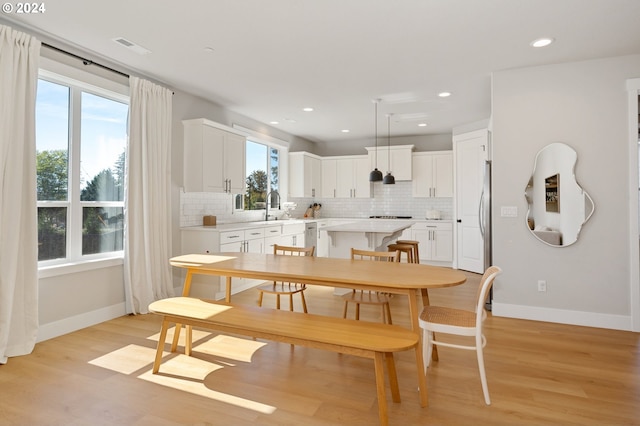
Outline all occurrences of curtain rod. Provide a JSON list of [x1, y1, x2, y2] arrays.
[[42, 42, 129, 78]]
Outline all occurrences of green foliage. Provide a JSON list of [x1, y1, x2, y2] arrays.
[[245, 169, 267, 209], [37, 149, 68, 201], [81, 168, 122, 201]]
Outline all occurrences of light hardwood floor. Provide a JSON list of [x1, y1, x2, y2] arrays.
[[2, 271, 639, 425]]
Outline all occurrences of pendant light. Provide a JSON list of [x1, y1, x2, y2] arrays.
[[369, 99, 383, 182], [383, 113, 395, 184]]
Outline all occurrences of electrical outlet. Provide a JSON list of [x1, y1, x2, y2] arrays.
[[537, 280, 547, 292]]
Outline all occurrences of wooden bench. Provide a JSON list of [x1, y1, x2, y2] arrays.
[[149, 296, 427, 426]]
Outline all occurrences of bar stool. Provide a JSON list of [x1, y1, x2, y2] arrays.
[[387, 243, 416, 263], [396, 240, 420, 264]]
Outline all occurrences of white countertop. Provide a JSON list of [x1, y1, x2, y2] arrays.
[[323, 220, 414, 234], [181, 218, 448, 232]]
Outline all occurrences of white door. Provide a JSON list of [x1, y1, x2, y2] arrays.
[[455, 130, 489, 273]]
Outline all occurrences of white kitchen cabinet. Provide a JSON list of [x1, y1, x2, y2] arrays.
[[322, 156, 370, 198], [412, 151, 453, 198], [321, 159, 338, 198], [411, 221, 453, 263], [183, 118, 246, 193], [280, 222, 305, 248], [263, 225, 284, 253], [289, 152, 322, 198], [365, 145, 414, 181]]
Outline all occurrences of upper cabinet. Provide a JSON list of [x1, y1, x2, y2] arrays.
[[289, 152, 322, 198], [183, 118, 246, 193], [322, 156, 371, 198], [412, 151, 453, 198], [365, 145, 414, 181]]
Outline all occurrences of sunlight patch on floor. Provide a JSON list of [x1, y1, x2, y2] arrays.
[[88, 344, 157, 375], [138, 354, 276, 414]]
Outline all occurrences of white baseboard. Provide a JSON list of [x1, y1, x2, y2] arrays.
[[37, 303, 127, 342], [492, 302, 633, 331]]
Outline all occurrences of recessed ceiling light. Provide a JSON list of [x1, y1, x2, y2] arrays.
[[302, 107, 314, 112], [284, 118, 297, 123], [438, 92, 451, 98], [341, 129, 350, 133], [269, 121, 279, 125], [418, 123, 427, 127], [530, 37, 554, 48]]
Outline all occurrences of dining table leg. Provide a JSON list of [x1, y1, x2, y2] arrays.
[[421, 288, 438, 361], [225, 276, 232, 302], [408, 289, 429, 407]]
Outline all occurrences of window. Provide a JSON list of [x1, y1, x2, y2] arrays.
[[36, 72, 129, 264], [243, 140, 280, 210]]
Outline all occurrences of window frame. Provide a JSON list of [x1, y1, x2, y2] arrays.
[[37, 58, 129, 274], [233, 124, 290, 211]]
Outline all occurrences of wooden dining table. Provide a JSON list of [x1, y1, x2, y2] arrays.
[[168, 252, 466, 410], [170, 252, 467, 340]]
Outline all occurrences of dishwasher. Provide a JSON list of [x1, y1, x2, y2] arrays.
[[304, 222, 317, 252]]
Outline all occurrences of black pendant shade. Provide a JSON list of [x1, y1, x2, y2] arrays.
[[369, 168, 383, 182], [383, 172, 395, 185]]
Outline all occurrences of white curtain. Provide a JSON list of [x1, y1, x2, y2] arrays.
[[124, 77, 174, 314], [0, 25, 40, 364]]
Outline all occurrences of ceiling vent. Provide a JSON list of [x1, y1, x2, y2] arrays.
[[112, 37, 151, 55]]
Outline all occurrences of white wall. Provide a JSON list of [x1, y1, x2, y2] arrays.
[[491, 54, 640, 330]]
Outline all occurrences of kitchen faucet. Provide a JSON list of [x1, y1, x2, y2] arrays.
[[265, 190, 280, 221]]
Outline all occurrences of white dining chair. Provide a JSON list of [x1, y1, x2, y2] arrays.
[[418, 265, 502, 405]]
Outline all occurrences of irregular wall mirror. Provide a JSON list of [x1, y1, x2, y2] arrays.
[[525, 143, 594, 247]]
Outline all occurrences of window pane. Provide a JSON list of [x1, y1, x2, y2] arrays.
[[80, 92, 128, 201], [36, 80, 69, 201], [38, 207, 67, 261], [82, 206, 124, 255], [245, 141, 268, 210]]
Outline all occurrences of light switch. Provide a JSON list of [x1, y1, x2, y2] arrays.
[[501, 206, 518, 217]]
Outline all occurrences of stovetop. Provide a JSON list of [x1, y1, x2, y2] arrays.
[[369, 215, 413, 219]]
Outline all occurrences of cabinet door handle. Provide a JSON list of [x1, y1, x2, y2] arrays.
[[312, 188, 315, 197]]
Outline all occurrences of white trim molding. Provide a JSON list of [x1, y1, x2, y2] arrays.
[[36, 302, 127, 342], [493, 302, 633, 331]]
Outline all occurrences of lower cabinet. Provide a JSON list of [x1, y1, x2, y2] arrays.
[[411, 221, 453, 263]]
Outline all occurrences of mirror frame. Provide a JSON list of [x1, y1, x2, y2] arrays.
[[525, 142, 594, 247]]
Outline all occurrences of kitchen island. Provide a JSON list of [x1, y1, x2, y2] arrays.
[[323, 220, 414, 259]]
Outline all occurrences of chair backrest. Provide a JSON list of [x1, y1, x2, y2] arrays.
[[273, 244, 315, 257], [351, 248, 400, 262], [474, 266, 502, 326]]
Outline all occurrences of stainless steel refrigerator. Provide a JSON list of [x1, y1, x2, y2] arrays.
[[480, 160, 493, 310]]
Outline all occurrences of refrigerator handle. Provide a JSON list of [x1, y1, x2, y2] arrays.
[[479, 188, 485, 238]]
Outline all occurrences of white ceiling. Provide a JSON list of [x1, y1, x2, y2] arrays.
[[5, 0, 640, 144]]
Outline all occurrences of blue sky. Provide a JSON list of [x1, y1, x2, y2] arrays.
[[36, 79, 128, 189]]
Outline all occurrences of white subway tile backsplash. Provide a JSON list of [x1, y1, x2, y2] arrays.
[[180, 181, 453, 226]]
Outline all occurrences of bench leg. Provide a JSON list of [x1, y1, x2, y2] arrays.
[[153, 318, 170, 374], [300, 290, 308, 313], [171, 323, 182, 352], [373, 352, 389, 426], [385, 353, 401, 403]]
